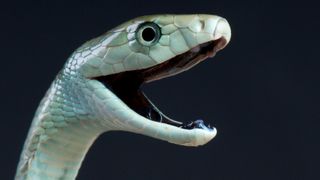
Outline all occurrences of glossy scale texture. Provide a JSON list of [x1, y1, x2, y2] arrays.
[[15, 14, 231, 180]]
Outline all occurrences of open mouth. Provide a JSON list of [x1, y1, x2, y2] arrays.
[[95, 38, 227, 131]]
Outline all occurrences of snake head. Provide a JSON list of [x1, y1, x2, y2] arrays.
[[66, 14, 231, 146]]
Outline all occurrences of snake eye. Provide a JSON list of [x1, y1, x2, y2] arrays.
[[136, 22, 161, 46]]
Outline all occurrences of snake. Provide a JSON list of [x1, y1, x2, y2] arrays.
[[15, 14, 231, 180]]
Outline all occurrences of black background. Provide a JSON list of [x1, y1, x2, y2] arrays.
[[1, 0, 320, 179]]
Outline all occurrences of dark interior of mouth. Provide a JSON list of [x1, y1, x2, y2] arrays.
[[95, 38, 226, 130]]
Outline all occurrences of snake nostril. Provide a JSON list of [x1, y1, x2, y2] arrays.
[[200, 20, 205, 30]]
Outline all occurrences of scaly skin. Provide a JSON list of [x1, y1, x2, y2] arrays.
[[15, 14, 231, 180]]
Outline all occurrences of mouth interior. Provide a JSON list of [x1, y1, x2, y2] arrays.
[[95, 38, 226, 131]]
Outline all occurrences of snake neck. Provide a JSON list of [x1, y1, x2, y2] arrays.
[[15, 74, 107, 180], [16, 116, 102, 180], [37, 124, 100, 180]]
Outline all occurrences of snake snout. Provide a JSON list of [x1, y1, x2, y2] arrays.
[[212, 18, 231, 52]]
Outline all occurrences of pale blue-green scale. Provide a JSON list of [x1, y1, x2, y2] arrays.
[[42, 121, 54, 129], [161, 24, 178, 34], [179, 28, 198, 48], [169, 31, 189, 54], [79, 62, 102, 78], [99, 63, 114, 75], [127, 32, 135, 41], [159, 35, 170, 46], [126, 23, 139, 33], [112, 63, 126, 73], [107, 31, 128, 47], [51, 115, 65, 123], [174, 15, 196, 28], [188, 19, 203, 33], [89, 42, 103, 51], [100, 32, 123, 47], [128, 40, 149, 54], [91, 46, 108, 59], [39, 145, 76, 160], [37, 144, 76, 162], [81, 50, 91, 59], [123, 53, 144, 70], [149, 44, 175, 63], [104, 44, 131, 65], [196, 32, 213, 44], [52, 116, 68, 128], [154, 15, 174, 27], [86, 57, 103, 68]]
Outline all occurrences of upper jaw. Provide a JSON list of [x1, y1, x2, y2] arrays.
[[140, 37, 229, 84]]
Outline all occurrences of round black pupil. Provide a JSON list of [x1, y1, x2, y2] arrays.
[[142, 27, 156, 42]]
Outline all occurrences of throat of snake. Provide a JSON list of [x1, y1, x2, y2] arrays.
[[16, 113, 102, 180], [15, 76, 107, 180]]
